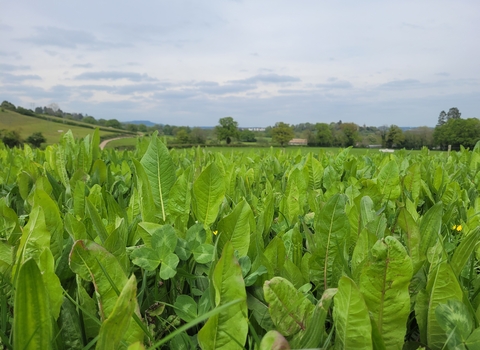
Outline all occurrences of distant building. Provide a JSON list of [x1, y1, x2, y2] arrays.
[[289, 138, 308, 145]]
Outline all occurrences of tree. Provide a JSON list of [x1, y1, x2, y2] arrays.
[[434, 117, 480, 150], [175, 129, 190, 144], [316, 123, 333, 146], [83, 116, 97, 125], [26, 132, 46, 148], [437, 110, 447, 126], [385, 125, 405, 148], [340, 123, 359, 147], [447, 107, 461, 120], [272, 122, 294, 146], [2, 130, 23, 148], [239, 129, 256, 142], [1, 101, 16, 111], [215, 117, 239, 144], [378, 125, 389, 147], [190, 127, 207, 144], [106, 119, 122, 129]]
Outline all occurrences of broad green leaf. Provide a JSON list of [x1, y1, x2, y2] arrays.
[[314, 194, 350, 290], [420, 258, 464, 349], [192, 243, 215, 264], [193, 162, 225, 227], [167, 171, 192, 231], [33, 188, 63, 260], [97, 275, 139, 350], [174, 295, 198, 323], [198, 241, 248, 350], [333, 276, 372, 350], [264, 276, 315, 337], [291, 288, 337, 349], [151, 224, 177, 258], [132, 159, 156, 223], [450, 228, 480, 276], [259, 330, 291, 350], [140, 133, 176, 222], [14, 258, 52, 350], [435, 299, 473, 350], [217, 199, 254, 257], [397, 208, 423, 273], [466, 328, 480, 350], [130, 247, 160, 271], [403, 162, 421, 202], [69, 240, 144, 344], [377, 159, 401, 200], [159, 252, 179, 279], [359, 236, 413, 350], [77, 278, 101, 340], [86, 198, 109, 243], [57, 297, 84, 350], [419, 202, 443, 256]]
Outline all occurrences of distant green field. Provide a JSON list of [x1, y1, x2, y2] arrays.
[[0, 109, 121, 144], [104, 137, 139, 148]]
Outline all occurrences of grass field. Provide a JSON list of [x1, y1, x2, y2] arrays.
[[0, 109, 123, 144]]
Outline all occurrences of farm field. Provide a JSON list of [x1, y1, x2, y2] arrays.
[[0, 109, 123, 144], [1, 131, 479, 349]]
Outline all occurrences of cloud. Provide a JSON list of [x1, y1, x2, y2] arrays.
[[316, 79, 353, 89], [18, 26, 131, 50], [0, 63, 30, 71], [72, 63, 93, 68], [230, 74, 301, 85], [74, 71, 157, 82], [0, 73, 42, 83], [378, 79, 421, 90], [435, 72, 450, 77]]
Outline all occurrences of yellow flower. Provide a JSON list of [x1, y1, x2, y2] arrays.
[[213, 230, 218, 236], [452, 225, 462, 232]]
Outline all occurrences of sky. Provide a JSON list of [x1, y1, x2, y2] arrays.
[[1, 0, 479, 128]]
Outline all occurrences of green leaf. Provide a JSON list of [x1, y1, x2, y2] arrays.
[[151, 224, 177, 258], [450, 228, 480, 276], [403, 162, 421, 201], [132, 159, 156, 223], [435, 299, 473, 350], [422, 258, 464, 349], [397, 208, 423, 273], [263, 276, 315, 337], [198, 241, 248, 350], [85, 198, 109, 243], [259, 330, 291, 350], [140, 133, 176, 222], [159, 252, 179, 280], [359, 236, 413, 350], [313, 194, 350, 290], [217, 199, 254, 257], [192, 243, 215, 264], [193, 163, 225, 227], [333, 276, 372, 350], [97, 275, 139, 350], [69, 240, 144, 344], [130, 247, 160, 271], [167, 171, 192, 232], [466, 328, 480, 350], [57, 297, 84, 350], [14, 259, 52, 350], [377, 159, 401, 200], [419, 202, 443, 257], [174, 295, 198, 323]]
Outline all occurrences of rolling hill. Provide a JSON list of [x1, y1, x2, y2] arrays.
[[0, 109, 129, 145]]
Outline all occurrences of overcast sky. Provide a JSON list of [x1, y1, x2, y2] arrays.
[[1, 1, 479, 127]]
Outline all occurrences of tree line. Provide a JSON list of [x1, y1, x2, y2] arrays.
[[2, 100, 478, 149]]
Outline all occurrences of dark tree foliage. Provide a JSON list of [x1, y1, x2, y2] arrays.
[[215, 117, 239, 144], [26, 132, 46, 148], [2, 130, 23, 148], [434, 118, 480, 150], [272, 122, 294, 146]]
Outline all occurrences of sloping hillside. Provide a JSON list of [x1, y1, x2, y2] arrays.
[[0, 109, 125, 144]]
